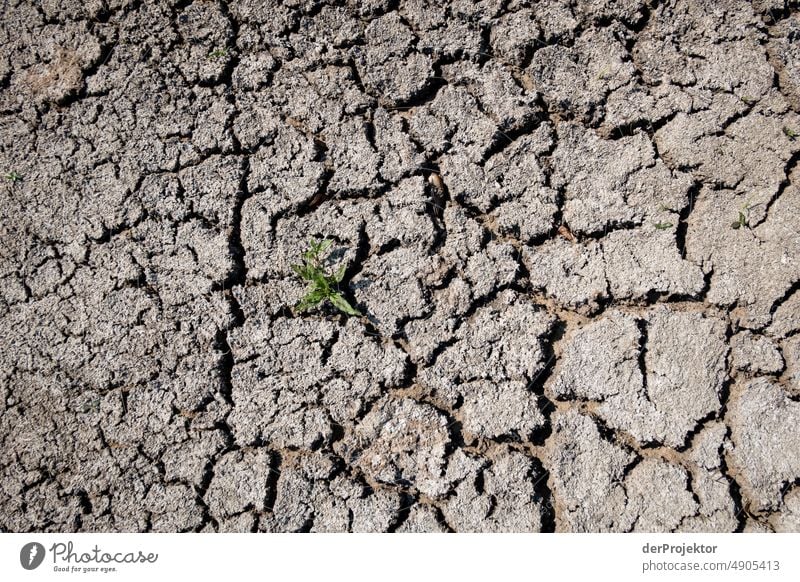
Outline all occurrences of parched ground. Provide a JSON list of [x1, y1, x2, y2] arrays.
[[1, 0, 799, 533]]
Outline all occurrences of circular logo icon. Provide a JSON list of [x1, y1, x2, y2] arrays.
[[20, 542, 45, 570]]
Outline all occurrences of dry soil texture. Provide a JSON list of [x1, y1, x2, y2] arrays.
[[2, 0, 800, 533]]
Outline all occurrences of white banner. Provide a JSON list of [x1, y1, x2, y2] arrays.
[[2, 533, 798, 581]]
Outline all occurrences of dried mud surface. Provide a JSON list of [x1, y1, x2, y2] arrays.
[[1, 0, 800, 532]]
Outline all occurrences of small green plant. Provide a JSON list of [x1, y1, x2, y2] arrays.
[[80, 397, 100, 414], [208, 47, 227, 59], [731, 202, 751, 230], [784, 126, 798, 141], [4, 170, 22, 182], [292, 238, 361, 316], [653, 221, 674, 230]]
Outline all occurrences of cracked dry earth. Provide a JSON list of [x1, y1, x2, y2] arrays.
[[2, 0, 800, 534]]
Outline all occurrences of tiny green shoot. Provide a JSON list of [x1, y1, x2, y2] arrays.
[[730, 202, 751, 230], [784, 126, 798, 141], [653, 221, 674, 230], [80, 397, 100, 414], [208, 48, 228, 59], [4, 170, 22, 182], [292, 238, 361, 316]]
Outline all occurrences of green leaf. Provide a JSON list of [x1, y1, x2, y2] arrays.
[[309, 238, 331, 256], [308, 286, 327, 301], [332, 264, 347, 283], [731, 209, 748, 230], [291, 264, 309, 280], [329, 293, 361, 316], [311, 268, 328, 290], [296, 288, 326, 312], [653, 222, 674, 230]]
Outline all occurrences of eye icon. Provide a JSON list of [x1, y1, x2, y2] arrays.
[[20, 542, 45, 570]]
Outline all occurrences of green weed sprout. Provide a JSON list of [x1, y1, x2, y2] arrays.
[[4, 170, 22, 182], [783, 127, 798, 141], [208, 48, 227, 59], [292, 238, 361, 316], [731, 202, 751, 230], [653, 221, 674, 230]]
